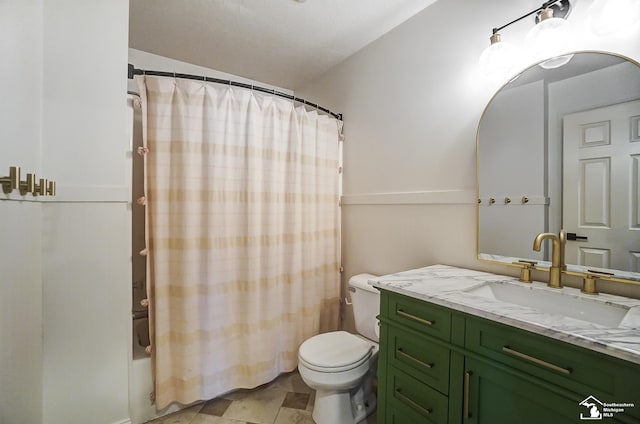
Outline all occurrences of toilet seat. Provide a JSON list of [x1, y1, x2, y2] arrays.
[[299, 331, 374, 373]]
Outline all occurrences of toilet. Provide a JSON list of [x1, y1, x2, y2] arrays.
[[298, 274, 380, 424]]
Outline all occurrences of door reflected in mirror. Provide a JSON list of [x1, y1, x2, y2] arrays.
[[477, 51, 640, 282]]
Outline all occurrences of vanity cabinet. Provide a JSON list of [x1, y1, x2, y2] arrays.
[[463, 357, 578, 423], [377, 290, 640, 424]]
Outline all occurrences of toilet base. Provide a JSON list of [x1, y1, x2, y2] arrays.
[[311, 384, 376, 424], [312, 389, 353, 424]]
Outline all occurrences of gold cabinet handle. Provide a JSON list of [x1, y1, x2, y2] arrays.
[[397, 309, 434, 326], [502, 346, 572, 375], [464, 371, 471, 419], [397, 348, 433, 369], [395, 388, 432, 415]]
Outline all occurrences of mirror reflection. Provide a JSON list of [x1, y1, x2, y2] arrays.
[[477, 51, 640, 281]]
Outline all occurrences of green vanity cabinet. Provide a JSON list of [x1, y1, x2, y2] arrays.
[[463, 356, 578, 423], [377, 290, 456, 424], [377, 289, 640, 424]]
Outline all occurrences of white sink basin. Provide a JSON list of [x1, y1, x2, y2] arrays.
[[464, 282, 630, 327]]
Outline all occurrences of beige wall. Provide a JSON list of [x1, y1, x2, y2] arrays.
[[296, 0, 640, 328]]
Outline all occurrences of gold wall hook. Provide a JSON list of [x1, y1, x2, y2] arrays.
[[4, 169, 56, 197], [1, 166, 21, 193], [47, 181, 56, 196], [489, 197, 496, 205], [504, 196, 511, 204], [20, 173, 35, 195], [521, 196, 529, 204], [34, 178, 48, 196]]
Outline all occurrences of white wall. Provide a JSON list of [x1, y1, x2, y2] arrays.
[[1, 1, 131, 423], [0, 2, 44, 423], [41, 2, 131, 423], [296, 0, 640, 323]]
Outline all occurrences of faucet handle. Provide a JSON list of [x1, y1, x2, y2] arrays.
[[512, 260, 537, 283], [582, 269, 615, 295], [582, 274, 598, 295]]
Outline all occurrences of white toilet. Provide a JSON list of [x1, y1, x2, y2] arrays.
[[298, 274, 380, 424]]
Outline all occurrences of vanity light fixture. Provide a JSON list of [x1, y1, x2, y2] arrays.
[[525, 6, 574, 69], [587, 0, 640, 36], [479, 0, 573, 80], [478, 33, 523, 82]]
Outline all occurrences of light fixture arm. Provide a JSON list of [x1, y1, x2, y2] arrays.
[[491, 0, 570, 35]]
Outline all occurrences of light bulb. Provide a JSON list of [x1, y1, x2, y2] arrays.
[[588, 0, 640, 36], [525, 8, 574, 69], [478, 33, 523, 82]]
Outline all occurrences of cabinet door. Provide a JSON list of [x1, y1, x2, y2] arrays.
[[463, 357, 579, 424]]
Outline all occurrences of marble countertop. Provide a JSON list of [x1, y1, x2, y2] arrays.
[[369, 264, 640, 365]]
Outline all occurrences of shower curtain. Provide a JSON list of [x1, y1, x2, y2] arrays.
[[137, 75, 343, 409]]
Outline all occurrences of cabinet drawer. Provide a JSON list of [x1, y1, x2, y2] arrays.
[[465, 317, 640, 417], [387, 365, 448, 424], [385, 398, 446, 424], [385, 292, 451, 342], [387, 322, 450, 394]]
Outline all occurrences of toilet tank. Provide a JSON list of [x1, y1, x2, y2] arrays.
[[348, 273, 380, 342]]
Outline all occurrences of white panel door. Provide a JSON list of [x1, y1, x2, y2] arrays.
[[563, 100, 640, 272]]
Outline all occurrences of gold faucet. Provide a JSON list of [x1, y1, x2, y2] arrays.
[[532, 230, 566, 288]]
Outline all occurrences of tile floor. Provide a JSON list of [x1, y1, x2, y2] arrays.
[[147, 371, 377, 424]]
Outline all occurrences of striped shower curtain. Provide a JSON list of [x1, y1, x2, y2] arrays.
[[137, 76, 342, 409]]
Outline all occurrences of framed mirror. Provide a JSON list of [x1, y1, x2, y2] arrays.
[[477, 51, 640, 283]]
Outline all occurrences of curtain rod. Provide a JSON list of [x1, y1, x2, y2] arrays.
[[128, 64, 342, 121]]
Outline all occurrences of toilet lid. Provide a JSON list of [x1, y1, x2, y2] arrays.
[[299, 331, 374, 372]]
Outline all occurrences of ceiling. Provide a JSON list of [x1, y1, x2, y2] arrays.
[[129, 0, 438, 89]]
